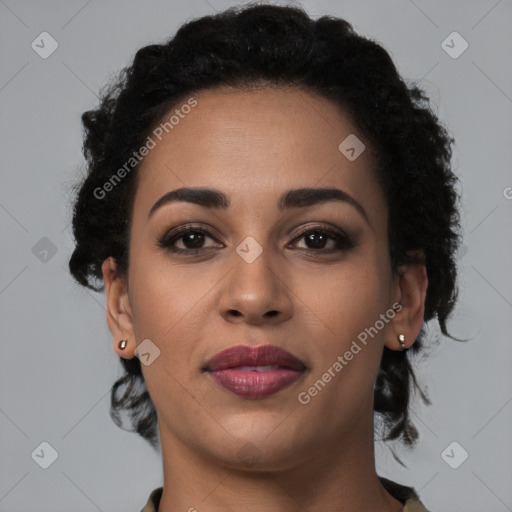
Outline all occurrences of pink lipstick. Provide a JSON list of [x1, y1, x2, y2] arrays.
[[204, 344, 306, 399]]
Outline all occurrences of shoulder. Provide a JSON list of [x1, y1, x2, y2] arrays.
[[379, 477, 431, 512], [140, 487, 163, 512], [404, 494, 432, 512], [141, 482, 431, 512]]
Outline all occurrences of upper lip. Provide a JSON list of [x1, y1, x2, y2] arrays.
[[204, 344, 306, 372]]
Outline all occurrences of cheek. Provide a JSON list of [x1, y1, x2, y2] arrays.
[[130, 245, 216, 329], [293, 261, 392, 426], [131, 264, 207, 418], [300, 250, 392, 351], [128, 255, 210, 371]]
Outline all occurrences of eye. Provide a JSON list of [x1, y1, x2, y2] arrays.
[[289, 226, 353, 253], [158, 225, 222, 254], [158, 224, 354, 256]]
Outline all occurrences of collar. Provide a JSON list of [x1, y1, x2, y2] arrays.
[[140, 477, 430, 511]]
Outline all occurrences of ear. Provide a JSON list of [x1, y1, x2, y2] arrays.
[[102, 256, 136, 359], [385, 250, 428, 351]]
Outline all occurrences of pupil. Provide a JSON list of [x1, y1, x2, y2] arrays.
[[180, 231, 328, 250], [307, 232, 325, 249], [185, 232, 204, 248]]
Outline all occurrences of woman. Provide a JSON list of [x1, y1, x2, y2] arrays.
[[68, 4, 461, 511]]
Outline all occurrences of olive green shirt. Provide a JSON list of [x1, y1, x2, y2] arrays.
[[140, 477, 430, 511]]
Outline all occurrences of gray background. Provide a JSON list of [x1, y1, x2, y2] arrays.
[[1, 0, 511, 510]]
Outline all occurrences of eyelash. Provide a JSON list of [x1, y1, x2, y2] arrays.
[[157, 223, 354, 255]]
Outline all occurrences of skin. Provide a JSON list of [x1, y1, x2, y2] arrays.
[[102, 85, 427, 511]]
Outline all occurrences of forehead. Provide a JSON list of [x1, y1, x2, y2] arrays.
[[133, 86, 384, 220]]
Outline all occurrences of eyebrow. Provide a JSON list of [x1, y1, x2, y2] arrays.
[[148, 186, 370, 225]]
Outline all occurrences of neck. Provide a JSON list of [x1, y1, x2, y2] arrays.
[[157, 412, 403, 512]]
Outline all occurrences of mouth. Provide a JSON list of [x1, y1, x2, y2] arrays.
[[203, 344, 307, 399]]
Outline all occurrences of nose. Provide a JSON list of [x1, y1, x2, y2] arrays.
[[218, 248, 293, 326]]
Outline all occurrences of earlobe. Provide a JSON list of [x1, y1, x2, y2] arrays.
[[385, 254, 428, 351], [102, 257, 136, 359]]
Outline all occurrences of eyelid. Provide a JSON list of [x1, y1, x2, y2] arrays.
[[157, 221, 354, 254], [290, 222, 349, 238], [288, 224, 354, 251], [158, 221, 347, 242], [157, 223, 222, 248]]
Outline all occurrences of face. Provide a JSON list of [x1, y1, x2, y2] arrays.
[[105, 86, 412, 471]]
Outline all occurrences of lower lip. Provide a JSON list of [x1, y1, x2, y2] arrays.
[[208, 368, 304, 399]]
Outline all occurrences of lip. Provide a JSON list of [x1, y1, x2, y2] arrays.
[[204, 344, 307, 399]]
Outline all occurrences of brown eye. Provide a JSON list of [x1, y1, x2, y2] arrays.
[[289, 227, 354, 253], [176, 231, 207, 249], [158, 226, 222, 253], [302, 231, 331, 249], [158, 224, 354, 256]]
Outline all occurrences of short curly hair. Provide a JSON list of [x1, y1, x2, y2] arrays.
[[68, 2, 462, 451]]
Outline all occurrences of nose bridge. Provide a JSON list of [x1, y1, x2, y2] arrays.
[[219, 234, 292, 323], [231, 236, 279, 298]]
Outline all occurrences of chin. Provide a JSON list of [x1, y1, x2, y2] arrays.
[[205, 414, 311, 472], [225, 441, 307, 473]]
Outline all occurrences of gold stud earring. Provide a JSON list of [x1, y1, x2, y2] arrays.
[[118, 339, 127, 350], [398, 334, 406, 350]]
